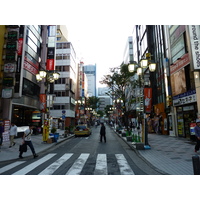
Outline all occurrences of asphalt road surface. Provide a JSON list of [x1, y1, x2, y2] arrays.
[[0, 124, 162, 175]]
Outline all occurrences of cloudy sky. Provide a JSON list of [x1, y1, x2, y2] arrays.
[[3, 0, 194, 88]]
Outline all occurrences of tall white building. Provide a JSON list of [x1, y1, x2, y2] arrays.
[[83, 64, 96, 97], [98, 87, 112, 111], [50, 26, 77, 126]]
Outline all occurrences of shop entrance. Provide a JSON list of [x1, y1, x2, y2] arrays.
[[176, 104, 197, 139]]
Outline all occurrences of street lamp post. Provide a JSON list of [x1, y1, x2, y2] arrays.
[[128, 54, 156, 150], [36, 70, 60, 142], [75, 99, 85, 124]]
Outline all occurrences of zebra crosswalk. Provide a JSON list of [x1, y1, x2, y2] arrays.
[[0, 153, 135, 175]]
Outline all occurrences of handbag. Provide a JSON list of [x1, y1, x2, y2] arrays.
[[19, 143, 27, 152]]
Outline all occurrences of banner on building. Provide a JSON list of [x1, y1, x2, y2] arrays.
[[188, 25, 200, 70], [46, 59, 54, 71], [40, 94, 46, 112], [144, 88, 152, 113]]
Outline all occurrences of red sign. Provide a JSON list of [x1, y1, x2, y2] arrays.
[[18, 38, 23, 55], [24, 60, 38, 75], [46, 59, 54, 70], [170, 53, 190, 75], [40, 94, 46, 112], [144, 88, 152, 113]]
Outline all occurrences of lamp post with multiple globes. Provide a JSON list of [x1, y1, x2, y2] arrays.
[[128, 54, 156, 149]]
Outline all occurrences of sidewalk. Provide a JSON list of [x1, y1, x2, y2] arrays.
[[0, 129, 73, 162], [116, 129, 198, 175]]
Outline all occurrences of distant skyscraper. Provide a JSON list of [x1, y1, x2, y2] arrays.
[[83, 64, 96, 97]]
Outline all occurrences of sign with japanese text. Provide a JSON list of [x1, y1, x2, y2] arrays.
[[144, 88, 152, 113], [4, 63, 16, 73]]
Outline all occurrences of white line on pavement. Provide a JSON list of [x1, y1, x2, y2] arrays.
[[66, 153, 89, 175], [0, 161, 26, 174], [39, 153, 73, 175], [12, 153, 56, 175], [115, 154, 135, 175], [94, 154, 107, 175]]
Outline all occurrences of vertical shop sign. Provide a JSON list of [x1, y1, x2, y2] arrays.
[[144, 88, 152, 113], [40, 94, 46, 112], [188, 25, 200, 70], [3, 120, 10, 142], [18, 38, 23, 55], [46, 59, 54, 70]]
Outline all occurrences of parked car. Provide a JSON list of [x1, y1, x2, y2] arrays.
[[74, 124, 91, 137]]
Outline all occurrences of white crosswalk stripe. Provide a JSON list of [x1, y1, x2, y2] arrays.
[[66, 153, 89, 175], [94, 154, 107, 175], [115, 154, 135, 175], [0, 161, 25, 174], [0, 153, 135, 175], [12, 153, 56, 175], [39, 153, 73, 175]]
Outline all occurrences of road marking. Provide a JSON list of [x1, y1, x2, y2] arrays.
[[94, 154, 107, 175], [115, 154, 135, 175], [0, 161, 26, 174], [38, 153, 73, 175], [12, 153, 56, 175], [66, 153, 89, 175]]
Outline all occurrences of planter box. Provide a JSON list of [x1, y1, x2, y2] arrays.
[[126, 136, 132, 142], [132, 142, 145, 150], [122, 133, 126, 137]]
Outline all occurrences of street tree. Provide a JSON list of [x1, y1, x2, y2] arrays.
[[100, 63, 136, 128]]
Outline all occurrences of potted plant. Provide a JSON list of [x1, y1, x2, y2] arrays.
[[51, 127, 57, 134]]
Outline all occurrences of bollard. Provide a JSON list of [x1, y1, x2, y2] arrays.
[[192, 155, 200, 175]]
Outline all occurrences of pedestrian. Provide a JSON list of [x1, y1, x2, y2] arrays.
[[194, 119, 200, 153], [0, 122, 4, 150], [100, 123, 106, 143], [19, 125, 38, 159], [95, 121, 98, 128], [9, 123, 18, 148]]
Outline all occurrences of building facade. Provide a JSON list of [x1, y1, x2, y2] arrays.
[[52, 41, 77, 127], [128, 25, 200, 140], [83, 64, 97, 97], [1, 25, 44, 127]]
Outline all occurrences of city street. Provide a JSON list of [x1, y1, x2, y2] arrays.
[[0, 125, 161, 175]]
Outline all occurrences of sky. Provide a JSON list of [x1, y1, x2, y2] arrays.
[[2, 0, 195, 88]]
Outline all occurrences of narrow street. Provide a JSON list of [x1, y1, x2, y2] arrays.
[[0, 125, 161, 175]]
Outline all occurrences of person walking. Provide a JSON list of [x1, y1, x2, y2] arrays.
[[100, 123, 106, 143], [19, 125, 38, 159], [194, 119, 200, 153], [0, 122, 4, 151], [9, 123, 18, 148]]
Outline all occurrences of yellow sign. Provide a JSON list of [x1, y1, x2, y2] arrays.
[[43, 120, 49, 142]]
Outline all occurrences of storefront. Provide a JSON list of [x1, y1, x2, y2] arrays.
[[176, 104, 197, 139], [173, 90, 197, 139], [12, 105, 42, 128]]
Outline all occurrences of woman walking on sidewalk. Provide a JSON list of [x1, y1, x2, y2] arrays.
[[9, 123, 18, 148], [194, 119, 200, 152], [19, 125, 38, 159]]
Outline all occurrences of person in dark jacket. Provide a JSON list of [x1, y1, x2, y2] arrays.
[[194, 119, 200, 152], [100, 123, 106, 143]]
